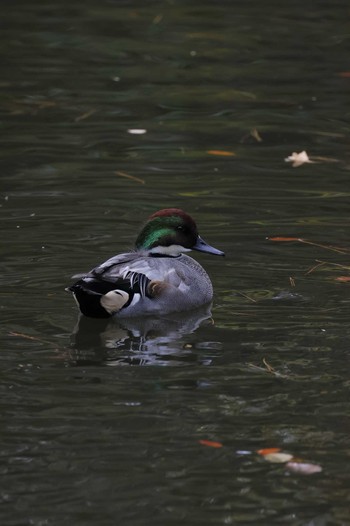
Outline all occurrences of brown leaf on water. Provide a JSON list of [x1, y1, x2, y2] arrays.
[[115, 171, 145, 185], [335, 276, 350, 282], [207, 150, 236, 157], [339, 71, 350, 78]]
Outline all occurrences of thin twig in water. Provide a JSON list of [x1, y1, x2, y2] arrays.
[[115, 171, 145, 185], [247, 358, 289, 379], [297, 238, 350, 255], [306, 261, 328, 275], [316, 259, 350, 270], [263, 357, 275, 373], [306, 259, 350, 274], [9, 331, 54, 346], [310, 155, 340, 163], [235, 291, 257, 303], [74, 109, 97, 122]]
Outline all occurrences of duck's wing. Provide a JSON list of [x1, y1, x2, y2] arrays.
[[67, 253, 152, 318]]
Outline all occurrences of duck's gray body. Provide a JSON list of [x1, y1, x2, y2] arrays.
[[73, 251, 213, 318]]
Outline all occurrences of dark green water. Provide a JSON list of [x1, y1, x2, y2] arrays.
[[2, 1, 350, 524]]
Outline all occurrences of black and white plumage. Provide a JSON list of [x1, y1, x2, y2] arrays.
[[69, 258, 152, 318]]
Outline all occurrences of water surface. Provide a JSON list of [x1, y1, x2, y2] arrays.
[[1, 1, 350, 524]]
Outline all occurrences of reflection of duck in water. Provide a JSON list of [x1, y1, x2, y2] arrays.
[[70, 306, 220, 366], [66, 208, 224, 319]]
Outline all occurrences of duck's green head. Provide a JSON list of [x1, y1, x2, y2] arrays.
[[135, 208, 225, 257]]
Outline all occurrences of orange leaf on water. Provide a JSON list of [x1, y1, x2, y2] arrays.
[[335, 276, 350, 282], [339, 72, 350, 78], [267, 237, 300, 242], [199, 439, 223, 448], [207, 150, 235, 157], [257, 447, 281, 456]]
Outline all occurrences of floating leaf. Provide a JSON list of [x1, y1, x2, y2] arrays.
[[207, 150, 235, 157], [199, 439, 223, 448], [335, 276, 350, 282], [339, 72, 350, 78], [257, 447, 322, 473], [285, 150, 314, 167], [257, 447, 281, 456], [264, 452, 293, 463], [286, 461, 322, 475]]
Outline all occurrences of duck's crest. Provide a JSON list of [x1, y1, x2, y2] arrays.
[[148, 208, 197, 229]]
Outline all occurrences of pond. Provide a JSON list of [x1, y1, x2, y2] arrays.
[[1, 1, 350, 524]]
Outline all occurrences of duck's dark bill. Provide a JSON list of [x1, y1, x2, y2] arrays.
[[193, 236, 225, 256]]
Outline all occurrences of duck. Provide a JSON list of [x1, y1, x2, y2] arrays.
[[67, 208, 224, 318]]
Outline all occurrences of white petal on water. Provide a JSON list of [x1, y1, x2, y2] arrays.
[[286, 461, 322, 475], [284, 150, 314, 168], [127, 129, 147, 135]]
